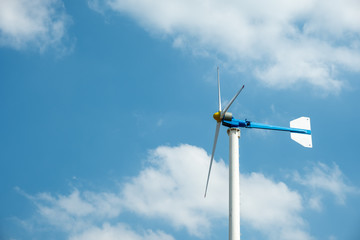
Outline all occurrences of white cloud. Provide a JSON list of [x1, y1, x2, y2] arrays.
[[122, 145, 312, 239], [121, 144, 228, 237], [18, 144, 315, 240], [17, 188, 123, 233], [241, 173, 312, 240], [293, 162, 358, 205], [308, 195, 323, 211], [90, 0, 360, 93], [0, 0, 72, 52], [69, 223, 175, 240]]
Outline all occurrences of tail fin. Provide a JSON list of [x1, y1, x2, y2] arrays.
[[290, 117, 312, 148]]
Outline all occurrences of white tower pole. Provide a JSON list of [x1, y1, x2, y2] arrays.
[[227, 128, 240, 240]]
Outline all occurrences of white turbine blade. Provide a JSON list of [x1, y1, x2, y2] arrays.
[[204, 122, 221, 198], [217, 67, 221, 111], [221, 85, 244, 118]]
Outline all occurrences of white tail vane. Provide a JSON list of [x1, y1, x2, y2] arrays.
[[290, 117, 312, 148]]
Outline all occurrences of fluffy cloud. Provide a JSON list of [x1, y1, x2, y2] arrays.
[[18, 144, 315, 240], [0, 0, 72, 52], [89, 0, 360, 93], [16, 188, 123, 234], [69, 223, 174, 240], [121, 145, 228, 236], [293, 162, 358, 206], [122, 145, 312, 239], [241, 173, 312, 240]]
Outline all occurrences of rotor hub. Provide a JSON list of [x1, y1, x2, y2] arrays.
[[213, 111, 221, 122]]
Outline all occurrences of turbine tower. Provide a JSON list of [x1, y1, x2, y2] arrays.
[[204, 67, 312, 240]]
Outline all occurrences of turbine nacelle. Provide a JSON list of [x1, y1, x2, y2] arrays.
[[213, 111, 233, 122]]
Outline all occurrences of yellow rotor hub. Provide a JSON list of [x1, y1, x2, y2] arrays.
[[213, 111, 221, 122]]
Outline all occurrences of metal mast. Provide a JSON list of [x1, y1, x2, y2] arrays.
[[228, 128, 240, 240]]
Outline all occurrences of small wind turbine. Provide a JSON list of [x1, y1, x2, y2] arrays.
[[204, 67, 312, 240]]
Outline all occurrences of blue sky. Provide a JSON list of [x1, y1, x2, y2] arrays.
[[1, 0, 360, 239]]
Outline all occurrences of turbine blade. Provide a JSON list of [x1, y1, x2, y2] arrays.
[[221, 85, 244, 118], [204, 122, 221, 198], [217, 67, 221, 111]]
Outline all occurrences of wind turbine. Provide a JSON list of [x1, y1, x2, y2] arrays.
[[204, 67, 312, 240]]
